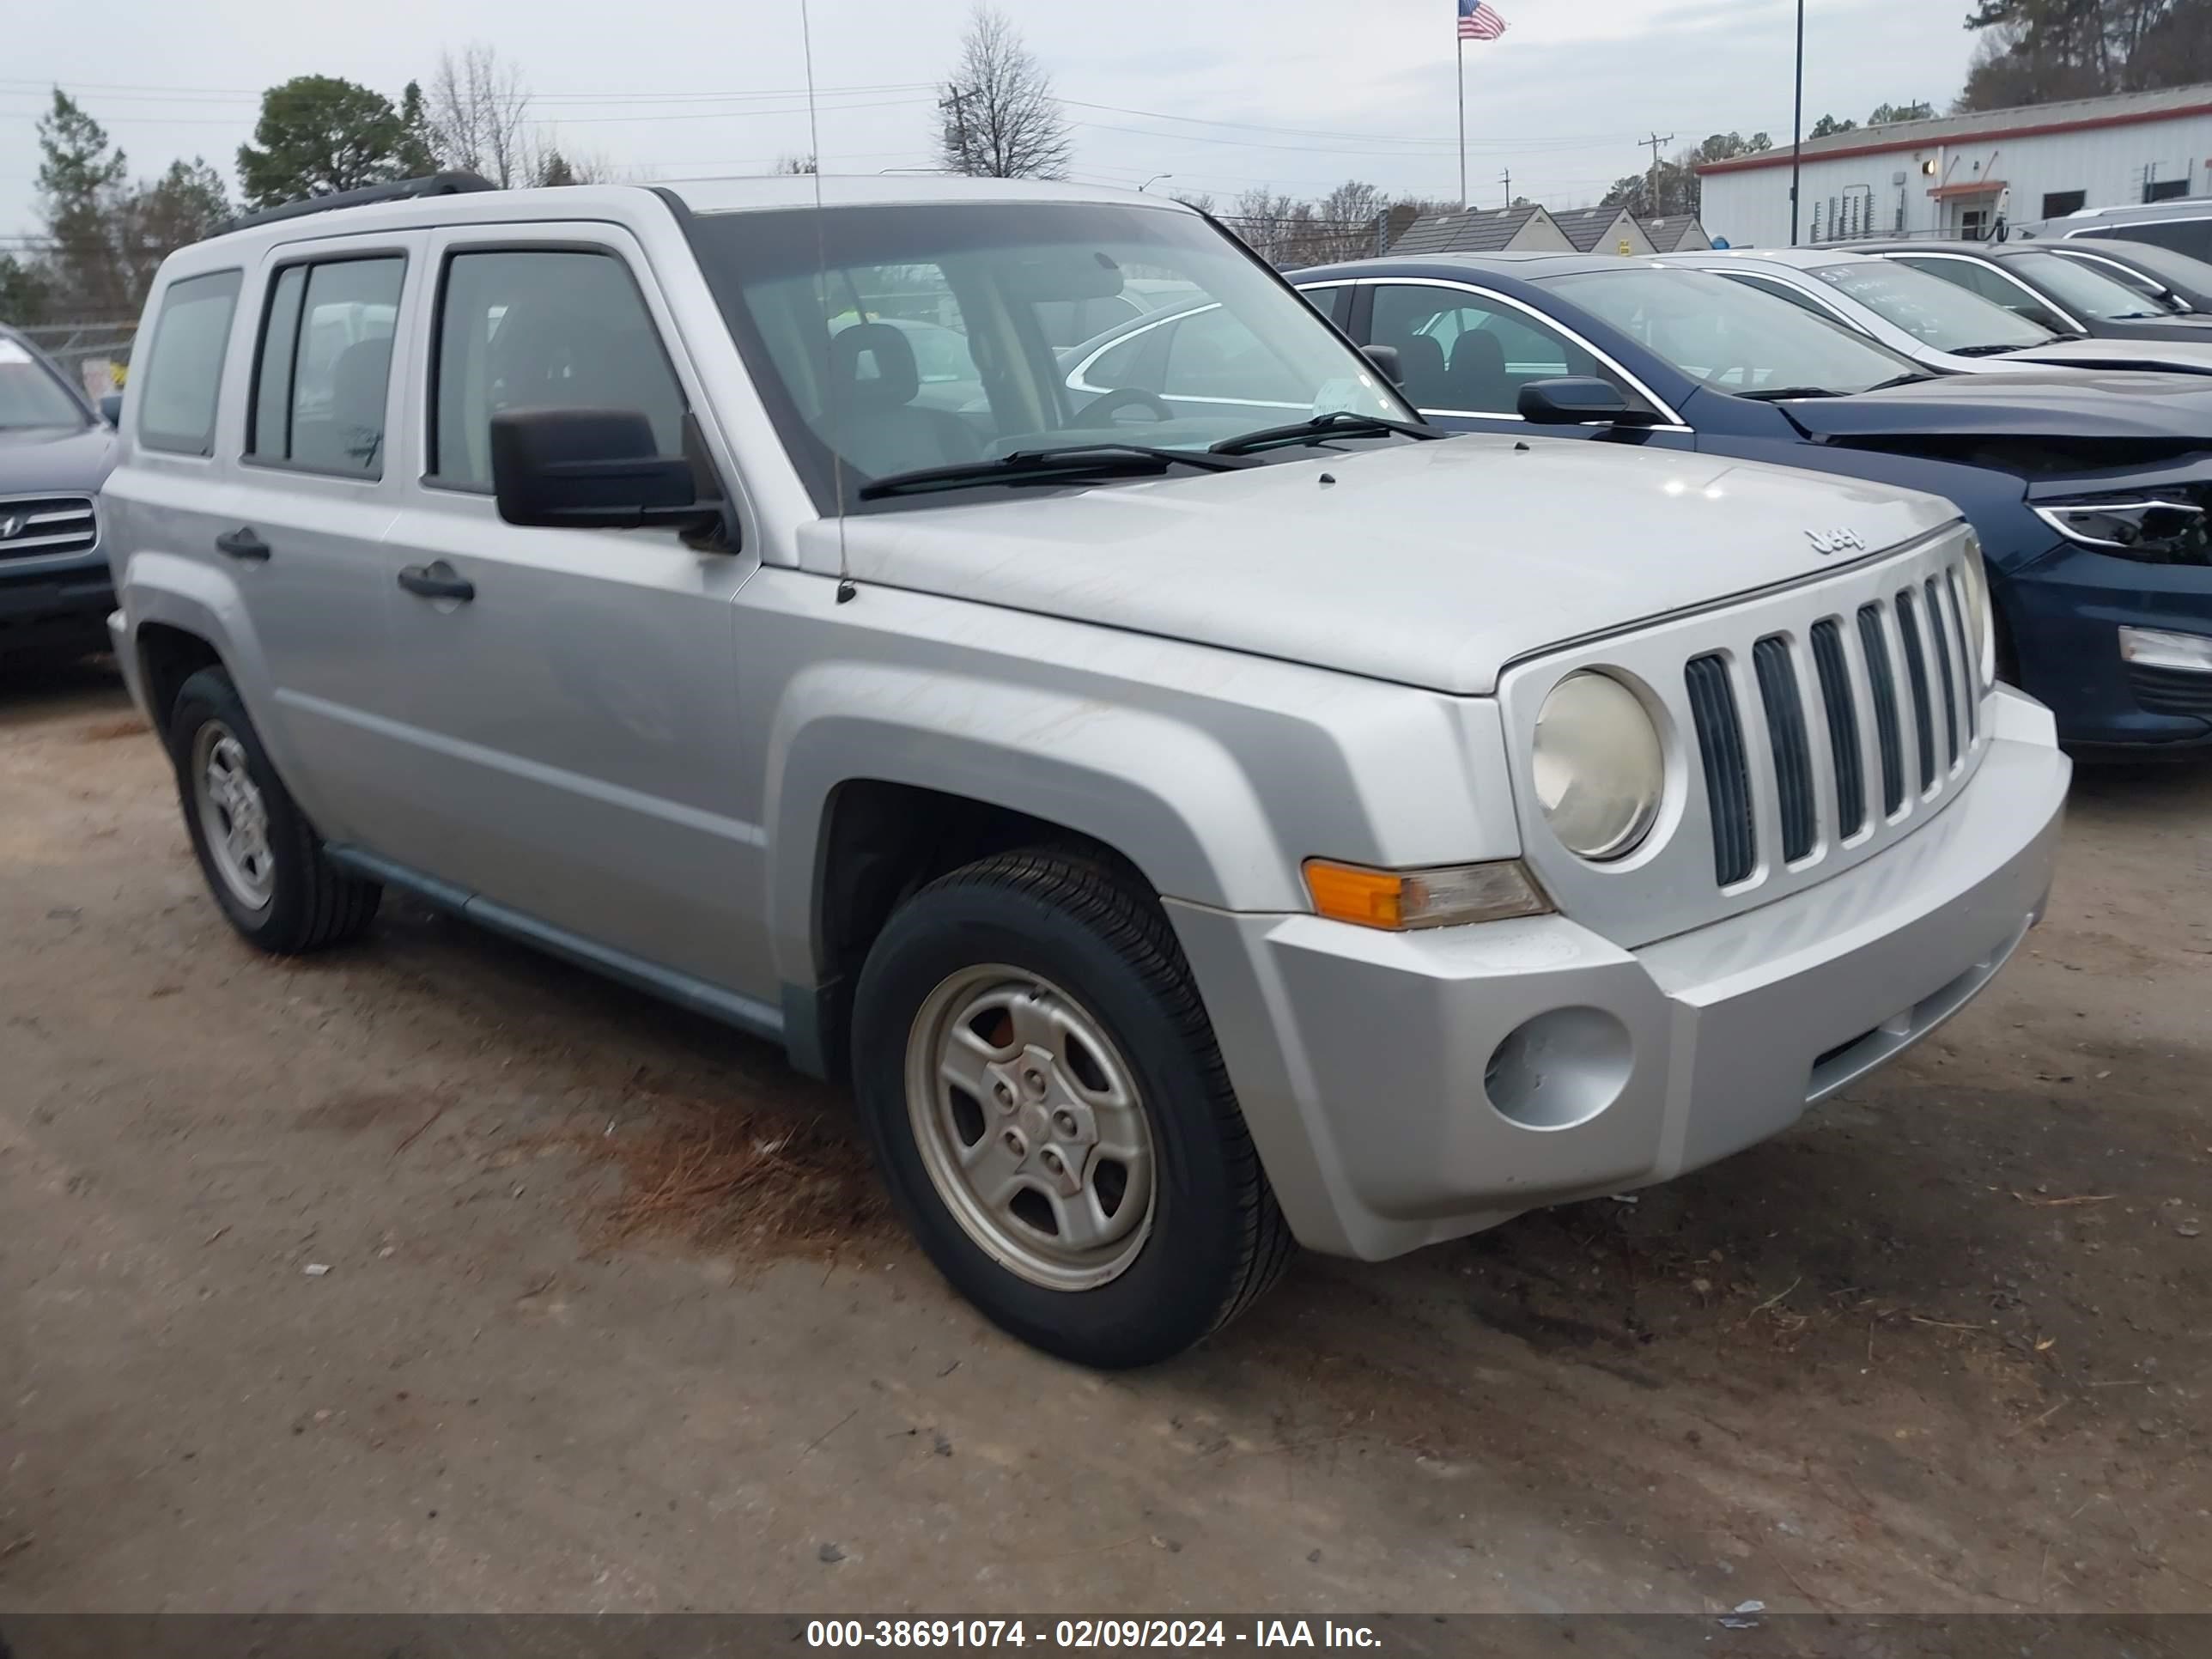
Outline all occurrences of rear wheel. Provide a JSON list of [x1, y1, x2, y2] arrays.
[[850, 849, 1291, 1369], [167, 667, 380, 953]]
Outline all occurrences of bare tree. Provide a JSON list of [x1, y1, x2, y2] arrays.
[[775, 153, 818, 174], [937, 4, 1072, 179], [428, 44, 534, 187]]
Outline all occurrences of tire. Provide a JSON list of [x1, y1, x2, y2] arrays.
[[850, 848, 1292, 1369], [167, 666, 381, 954]]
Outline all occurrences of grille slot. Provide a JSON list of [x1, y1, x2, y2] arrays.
[[1753, 636, 1817, 862], [1895, 589, 1937, 793], [1944, 569, 1979, 742], [1857, 605, 1905, 816], [1809, 620, 1866, 839], [1686, 653, 1756, 886], [0, 495, 96, 561], [1923, 578, 1960, 769]]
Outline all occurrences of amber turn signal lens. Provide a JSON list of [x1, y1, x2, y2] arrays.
[[1303, 859, 1551, 931]]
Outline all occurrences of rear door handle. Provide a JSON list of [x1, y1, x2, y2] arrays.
[[215, 527, 270, 562], [397, 562, 476, 603]]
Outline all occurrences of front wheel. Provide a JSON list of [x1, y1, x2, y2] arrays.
[[167, 666, 381, 954], [850, 850, 1291, 1368]]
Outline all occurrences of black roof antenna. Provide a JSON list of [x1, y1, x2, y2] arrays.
[[797, 0, 855, 604]]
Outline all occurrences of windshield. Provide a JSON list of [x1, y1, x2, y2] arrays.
[[1547, 264, 1926, 396], [0, 338, 92, 431], [2069, 239, 2212, 295], [1806, 258, 2055, 350], [683, 202, 1410, 513], [2005, 250, 2172, 320]]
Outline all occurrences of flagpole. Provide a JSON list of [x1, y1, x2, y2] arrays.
[[1457, 35, 1468, 209]]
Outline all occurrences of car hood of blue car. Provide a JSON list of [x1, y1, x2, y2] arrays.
[[0, 422, 117, 495], [1776, 368, 2212, 445]]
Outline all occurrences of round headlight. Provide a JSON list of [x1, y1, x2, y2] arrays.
[[1958, 538, 1995, 690], [1534, 672, 1666, 861]]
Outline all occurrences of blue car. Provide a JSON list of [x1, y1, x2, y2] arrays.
[[1289, 253, 2212, 753]]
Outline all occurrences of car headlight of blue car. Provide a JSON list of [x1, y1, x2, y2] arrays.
[[2033, 495, 2211, 565]]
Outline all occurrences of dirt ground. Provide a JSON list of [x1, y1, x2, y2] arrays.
[[1, 659, 2207, 1617]]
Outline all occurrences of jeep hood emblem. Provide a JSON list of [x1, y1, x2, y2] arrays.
[[1806, 527, 1868, 556]]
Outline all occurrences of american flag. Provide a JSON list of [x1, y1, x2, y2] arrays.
[[1459, 0, 1509, 40]]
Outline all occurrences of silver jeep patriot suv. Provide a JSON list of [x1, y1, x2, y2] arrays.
[[104, 174, 2071, 1367]]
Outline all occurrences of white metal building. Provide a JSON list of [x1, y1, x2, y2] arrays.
[[1696, 84, 2212, 249]]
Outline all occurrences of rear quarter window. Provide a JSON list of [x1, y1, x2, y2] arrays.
[[136, 270, 243, 456]]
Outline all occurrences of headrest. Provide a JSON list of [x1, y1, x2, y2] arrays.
[[830, 322, 921, 411], [331, 337, 392, 427]]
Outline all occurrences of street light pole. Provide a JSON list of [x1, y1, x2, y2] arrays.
[[1139, 173, 1173, 193], [1790, 0, 1806, 245]]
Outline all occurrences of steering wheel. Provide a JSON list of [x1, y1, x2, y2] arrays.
[[1077, 386, 1176, 424]]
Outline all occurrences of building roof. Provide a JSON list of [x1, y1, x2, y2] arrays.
[[1638, 216, 1707, 252], [1390, 204, 1547, 254], [1548, 205, 1632, 252], [1698, 82, 2212, 176]]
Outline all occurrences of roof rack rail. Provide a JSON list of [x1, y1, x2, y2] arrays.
[[216, 172, 497, 236]]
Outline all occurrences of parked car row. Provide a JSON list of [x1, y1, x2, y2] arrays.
[[1275, 247, 2212, 754], [33, 174, 2100, 1368]]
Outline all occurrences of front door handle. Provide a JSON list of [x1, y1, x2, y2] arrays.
[[397, 562, 476, 603], [215, 527, 270, 562]]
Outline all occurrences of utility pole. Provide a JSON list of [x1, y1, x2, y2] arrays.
[[940, 86, 975, 175], [1501, 168, 1511, 208], [1644, 131, 1674, 218], [1790, 0, 1806, 243]]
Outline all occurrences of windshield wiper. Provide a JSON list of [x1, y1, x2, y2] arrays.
[[1208, 410, 1443, 456], [1952, 343, 2032, 357], [1731, 385, 1846, 402], [856, 443, 1252, 501]]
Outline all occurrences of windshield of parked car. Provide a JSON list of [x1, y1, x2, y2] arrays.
[[2065, 239, 2212, 298], [0, 338, 92, 430], [1804, 258, 2056, 351], [1546, 264, 1929, 396], [682, 201, 1412, 513], [2004, 250, 2173, 320]]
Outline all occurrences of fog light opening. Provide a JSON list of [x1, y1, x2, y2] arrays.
[[1483, 1007, 1634, 1131]]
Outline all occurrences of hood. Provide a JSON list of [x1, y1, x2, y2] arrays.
[[807, 437, 1957, 696], [2001, 337, 2212, 377], [1780, 368, 2212, 444], [0, 422, 116, 496]]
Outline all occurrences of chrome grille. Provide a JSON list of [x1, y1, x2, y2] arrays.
[[1678, 550, 1984, 891], [0, 495, 97, 561]]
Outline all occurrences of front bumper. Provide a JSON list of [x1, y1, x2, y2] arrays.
[[2007, 543, 2212, 750], [1168, 687, 2071, 1261], [0, 555, 112, 659]]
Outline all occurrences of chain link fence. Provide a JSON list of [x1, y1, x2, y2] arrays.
[[15, 320, 138, 404]]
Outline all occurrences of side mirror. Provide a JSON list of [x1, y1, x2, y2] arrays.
[[98, 392, 123, 428], [489, 408, 723, 534], [1517, 376, 1642, 425], [1361, 344, 1406, 386]]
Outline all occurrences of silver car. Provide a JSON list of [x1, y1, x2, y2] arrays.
[[1662, 246, 2212, 377], [102, 174, 2071, 1367]]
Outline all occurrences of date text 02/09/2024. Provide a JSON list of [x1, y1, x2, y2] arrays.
[[804, 1620, 1384, 1649]]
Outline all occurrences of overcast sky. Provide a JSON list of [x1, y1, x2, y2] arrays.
[[3, 0, 1978, 242]]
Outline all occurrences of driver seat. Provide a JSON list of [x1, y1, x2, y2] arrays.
[[828, 323, 981, 478]]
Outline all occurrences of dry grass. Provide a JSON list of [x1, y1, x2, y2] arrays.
[[541, 1089, 895, 1260]]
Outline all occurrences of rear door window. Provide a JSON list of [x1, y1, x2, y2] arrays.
[[136, 269, 242, 456], [248, 256, 404, 477], [2110, 219, 2212, 262]]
